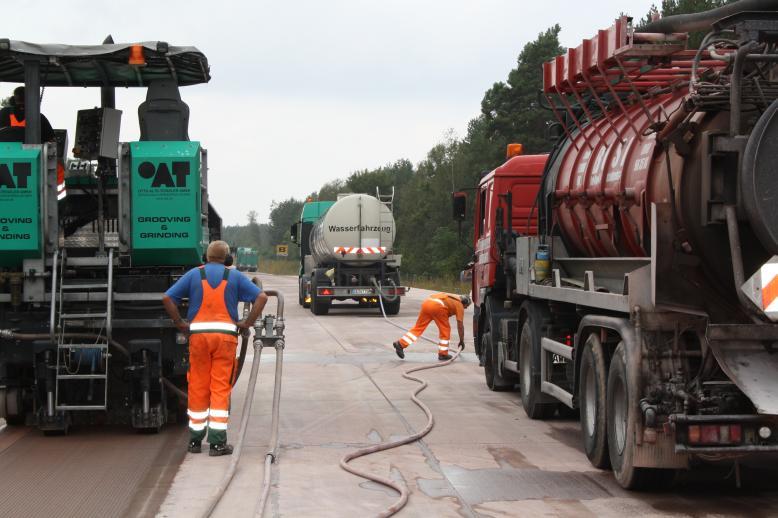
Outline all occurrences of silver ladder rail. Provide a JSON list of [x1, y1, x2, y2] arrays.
[[376, 186, 395, 249], [54, 249, 114, 411]]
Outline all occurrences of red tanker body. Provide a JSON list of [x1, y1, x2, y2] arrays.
[[459, 4, 778, 490]]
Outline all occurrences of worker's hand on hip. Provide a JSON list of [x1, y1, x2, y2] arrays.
[[175, 321, 190, 334]]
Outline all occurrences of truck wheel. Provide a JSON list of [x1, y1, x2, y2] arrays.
[[519, 317, 556, 419], [607, 342, 671, 489], [299, 278, 311, 308], [310, 278, 330, 316], [483, 330, 513, 391], [381, 297, 401, 316], [580, 334, 610, 469]]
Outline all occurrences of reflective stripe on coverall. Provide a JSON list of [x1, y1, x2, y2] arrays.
[[9, 113, 25, 127], [399, 297, 452, 354], [187, 266, 239, 444]]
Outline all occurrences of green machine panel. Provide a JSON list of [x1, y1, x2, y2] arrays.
[[0, 143, 41, 267], [130, 141, 204, 266]]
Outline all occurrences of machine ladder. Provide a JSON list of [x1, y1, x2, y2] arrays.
[[376, 186, 395, 249], [52, 248, 114, 411]]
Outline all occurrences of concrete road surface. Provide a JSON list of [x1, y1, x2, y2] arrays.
[[159, 273, 778, 518]]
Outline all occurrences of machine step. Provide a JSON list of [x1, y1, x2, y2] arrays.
[[55, 405, 107, 411], [61, 283, 109, 290], [57, 374, 107, 380], [60, 312, 107, 319]]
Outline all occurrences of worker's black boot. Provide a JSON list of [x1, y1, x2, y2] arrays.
[[187, 440, 202, 454], [393, 341, 405, 359], [209, 442, 234, 456], [438, 353, 452, 361]]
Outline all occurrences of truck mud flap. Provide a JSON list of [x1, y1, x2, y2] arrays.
[[707, 324, 778, 415]]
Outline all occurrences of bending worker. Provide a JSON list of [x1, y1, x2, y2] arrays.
[[162, 241, 268, 456], [393, 293, 471, 361]]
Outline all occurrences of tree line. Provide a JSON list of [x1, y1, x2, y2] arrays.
[[224, 1, 731, 277]]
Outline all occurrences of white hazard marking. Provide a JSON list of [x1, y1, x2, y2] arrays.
[[742, 256, 778, 321], [633, 141, 653, 171]]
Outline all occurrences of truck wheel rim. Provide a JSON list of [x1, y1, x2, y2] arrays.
[[584, 366, 596, 437], [613, 376, 627, 455]]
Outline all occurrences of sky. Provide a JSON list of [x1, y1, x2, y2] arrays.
[[11, 0, 655, 225]]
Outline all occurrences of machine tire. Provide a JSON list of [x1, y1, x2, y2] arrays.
[[0, 388, 6, 421], [519, 308, 556, 420], [607, 342, 673, 489], [580, 333, 610, 469], [310, 276, 330, 316], [483, 329, 513, 391], [381, 297, 401, 316], [5, 388, 24, 426]]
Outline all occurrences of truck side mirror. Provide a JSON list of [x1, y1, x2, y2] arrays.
[[452, 192, 467, 221], [290, 223, 298, 244]]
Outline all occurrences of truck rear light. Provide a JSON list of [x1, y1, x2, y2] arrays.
[[565, 334, 573, 346], [701, 425, 719, 444], [688, 425, 701, 444], [688, 424, 743, 445], [318, 288, 333, 296]]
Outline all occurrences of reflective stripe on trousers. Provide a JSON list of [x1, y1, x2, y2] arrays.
[[398, 298, 451, 350]]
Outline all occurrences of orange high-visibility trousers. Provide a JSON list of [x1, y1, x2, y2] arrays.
[[187, 266, 239, 444], [187, 333, 238, 442], [398, 298, 451, 355]]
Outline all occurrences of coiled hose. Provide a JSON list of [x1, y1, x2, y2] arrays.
[[339, 290, 462, 517]]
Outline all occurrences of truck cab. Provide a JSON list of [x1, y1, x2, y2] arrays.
[[465, 146, 547, 357], [291, 200, 335, 307]]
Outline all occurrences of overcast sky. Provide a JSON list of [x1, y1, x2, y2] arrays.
[[13, 0, 655, 225]]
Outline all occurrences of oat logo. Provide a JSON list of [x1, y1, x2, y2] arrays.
[[0, 162, 31, 189], [137, 161, 190, 188]]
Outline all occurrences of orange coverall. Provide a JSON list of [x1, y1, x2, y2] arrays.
[[398, 293, 464, 355], [187, 267, 238, 444]]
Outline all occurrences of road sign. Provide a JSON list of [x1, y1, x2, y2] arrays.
[[276, 244, 288, 257]]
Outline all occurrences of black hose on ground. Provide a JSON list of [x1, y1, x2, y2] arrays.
[[642, 0, 778, 34], [339, 294, 462, 517], [200, 291, 285, 518]]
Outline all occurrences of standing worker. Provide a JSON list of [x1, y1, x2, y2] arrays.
[[393, 293, 471, 360], [162, 241, 268, 456], [0, 86, 56, 141]]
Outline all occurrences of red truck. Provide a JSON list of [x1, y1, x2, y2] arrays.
[[456, 9, 778, 489]]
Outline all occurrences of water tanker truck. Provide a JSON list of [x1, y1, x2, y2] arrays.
[[456, 5, 778, 489], [292, 191, 406, 315], [0, 39, 219, 434]]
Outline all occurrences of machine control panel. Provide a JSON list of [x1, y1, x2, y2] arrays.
[[73, 107, 122, 160]]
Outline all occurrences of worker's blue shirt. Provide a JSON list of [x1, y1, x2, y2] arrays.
[[165, 263, 262, 322]]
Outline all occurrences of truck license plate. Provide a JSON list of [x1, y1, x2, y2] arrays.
[[351, 288, 372, 295]]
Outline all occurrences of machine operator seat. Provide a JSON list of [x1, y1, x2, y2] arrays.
[[138, 80, 190, 141]]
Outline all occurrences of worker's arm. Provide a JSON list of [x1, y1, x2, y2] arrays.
[[457, 320, 466, 350], [237, 292, 268, 329], [162, 294, 190, 333]]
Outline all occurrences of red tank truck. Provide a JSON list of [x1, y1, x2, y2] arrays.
[[455, 7, 778, 489]]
